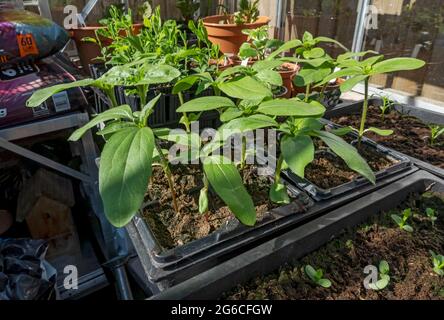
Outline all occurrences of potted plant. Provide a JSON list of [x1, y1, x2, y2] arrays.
[[70, 4, 146, 72], [235, 26, 299, 98], [202, 0, 270, 54]]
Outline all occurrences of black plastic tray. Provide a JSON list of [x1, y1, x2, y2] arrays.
[[150, 170, 444, 299], [127, 163, 418, 289], [324, 98, 444, 179], [282, 131, 412, 201]]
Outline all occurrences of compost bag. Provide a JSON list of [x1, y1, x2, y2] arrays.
[[0, 238, 57, 300], [0, 9, 69, 63]]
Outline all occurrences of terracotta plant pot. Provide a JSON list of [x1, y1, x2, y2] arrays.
[[203, 15, 270, 54], [69, 23, 144, 73], [278, 62, 299, 98], [209, 58, 234, 71]]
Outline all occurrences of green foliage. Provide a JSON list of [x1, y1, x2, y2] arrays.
[[430, 251, 444, 276], [304, 265, 332, 288], [368, 260, 390, 290], [238, 26, 284, 61], [391, 208, 414, 232], [233, 0, 260, 25], [176, 0, 200, 22], [429, 124, 444, 146], [425, 207, 438, 226], [377, 94, 395, 120]]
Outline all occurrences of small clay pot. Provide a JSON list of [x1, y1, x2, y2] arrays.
[[203, 15, 270, 54], [278, 62, 299, 98], [69, 23, 144, 73]]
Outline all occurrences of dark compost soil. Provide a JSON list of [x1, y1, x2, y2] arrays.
[[225, 191, 444, 300], [142, 165, 281, 250], [303, 140, 396, 190], [331, 105, 444, 169]]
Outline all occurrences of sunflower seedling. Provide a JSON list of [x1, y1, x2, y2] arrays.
[[391, 208, 414, 232], [430, 251, 444, 276], [304, 265, 331, 288], [429, 124, 444, 146], [368, 260, 390, 290], [378, 95, 395, 121], [425, 207, 438, 226]]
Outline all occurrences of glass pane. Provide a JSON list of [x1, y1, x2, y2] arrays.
[[284, 0, 360, 54], [363, 0, 444, 103]]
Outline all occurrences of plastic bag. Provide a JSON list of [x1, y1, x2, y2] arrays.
[[0, 238, 57, 300], [0, 9, 69, 64]]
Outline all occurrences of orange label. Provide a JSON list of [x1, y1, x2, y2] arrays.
[[0, 55, 8, 63], [17, 34, 39, 57]]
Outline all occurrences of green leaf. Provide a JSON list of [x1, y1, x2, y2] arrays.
[[269, 181, 290, 204], [69, 105, 135, 141], [314, 131, 376, 184], [314, 36, 348, 51], [239, 42, 257, 59], [177, 96, 235, 112], [391, 214, 403, 226], [257, 99, 325, 117], [281, 135, 314, 179], [293, 64, 331, 87], [220, 108, 244, 122], [369, 275, 390, 290], [172, 75, 199, 94], [219, 76, 273, 100], [340, 75, 369, 92], [252, 60, 284, 72], [303, 47, 325, 59], [379, 260, 389, 274], [97, 121, 137, 137], [364, 127, 394, 136], [222, 114, 278, 133], [317, 67, 362, 86], [266, 39, 302, 61], [304, 265, 318, 282], [199, 188, 209, 214], [26, 79, 95, 107], [371, 58, 426, 75], [402, 225, 414, 233], [203, 156, 256, 226], [337, 50, 378, 62], [317, 278, 332, 288], [140, 93, 162, 124], [255, 69, 283, 86], [99, 127, 154, 227], [155, 128, 201, 149], [135, 64, 181, 85], [330, 126, 355, 136]]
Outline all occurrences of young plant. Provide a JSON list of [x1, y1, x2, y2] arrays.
[[429, 124, 444, 146], [377, 94, 395, 121], [430, 250, 444, 276], [156, 128, 258, 226], [391, 208, 414, 232], [238, 26, 284, 61], [270, 99, 375, 203], [368, 260, 390, 290], [304, 265, 331, 288], [26, 61, 181, 108], [26, 64, 181, 227], [425, 207, 438, 226], [176, 0, 200, 23], [319, 53, 425, 146], [233, 0, 260, 25]]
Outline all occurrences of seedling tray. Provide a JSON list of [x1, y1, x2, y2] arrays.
[[150, 170, 444, 299], [282, 133, 412, 201], [127, 163, 417, 289], [324, 98, 444, 179]]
